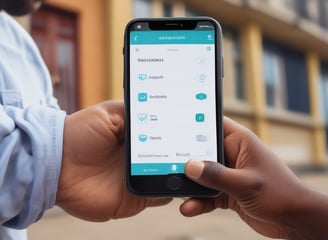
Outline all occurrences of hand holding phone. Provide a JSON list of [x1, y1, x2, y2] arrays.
[[124, 17, 224, 197]]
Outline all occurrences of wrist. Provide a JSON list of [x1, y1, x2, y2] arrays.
[[56, 115, 74, 207], [281, 186, 328, 240]]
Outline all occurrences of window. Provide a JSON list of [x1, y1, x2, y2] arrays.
[[231, 31, 245, 100], [290, 0, 327, 27], [222, 27, 246, 101], [319, 0, 328, 29], [296, 0, 309, 18], [263, 49, 287, 108], [133, 0, 152, 18], [163, 2, 173, 17], [263, 39, 310, 114], [185, 7, 201, 17], [31, 6, 79, 114], [320, 62, 328, 149]]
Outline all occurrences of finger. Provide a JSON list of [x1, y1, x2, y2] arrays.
[[223, 116, 249, 138], [180, 198, 216, 217], [185, 160, 260, 199], [101, 101, 125, 140], [147, 198, 173, 207], [180, 194, 227, 217], [222, 117, 254, 168]]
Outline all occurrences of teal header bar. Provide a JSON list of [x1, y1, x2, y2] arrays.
[[132, 163, 185, 175], [130, 30, 215, 45]]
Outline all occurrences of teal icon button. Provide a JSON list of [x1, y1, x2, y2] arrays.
[[138, 93, 148, 102], [138, 134, 148, 142], [138, 74, 148, 81], [195, 113, 205, 122], [138, 113, 148, 123], [196, 93, 207, 100]]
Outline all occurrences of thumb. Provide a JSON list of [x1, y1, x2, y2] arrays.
[[185, 160, 259, 198]]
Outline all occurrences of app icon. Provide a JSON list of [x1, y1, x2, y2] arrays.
[[138, 74, 148, 81], [195, 113, 205, 122], [196, 57, 205, 65], [138, 93, 148, 102], [138, 113, 148, 123], [196, 93, 207, 101], [171, 164, 178, 172], [196, 134, 208, 142], [138, 134, 148, 142], [198, 74, 207, 83]]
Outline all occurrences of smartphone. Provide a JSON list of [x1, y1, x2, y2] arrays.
[[124, 17, 224, 197]]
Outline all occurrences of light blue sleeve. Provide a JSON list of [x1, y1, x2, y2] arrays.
[[0, 11, 67, 229], [0, 226, 27, 240], [0, 104, 66, 229]]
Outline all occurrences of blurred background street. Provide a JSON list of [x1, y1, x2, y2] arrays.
[[28, 171, 328, 240], [12, 0, 328, 239], [20, 0, 328, 170]]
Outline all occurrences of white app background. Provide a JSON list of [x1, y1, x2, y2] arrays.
[[130, 42, 218, 166]]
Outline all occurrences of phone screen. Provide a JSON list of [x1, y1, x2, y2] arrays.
[[125, 18, 223, 196]]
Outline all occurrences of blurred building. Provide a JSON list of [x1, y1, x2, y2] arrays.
[[20, 0, 328, 166]]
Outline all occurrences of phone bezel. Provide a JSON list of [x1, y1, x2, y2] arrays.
[[123, 17, 224, 197]]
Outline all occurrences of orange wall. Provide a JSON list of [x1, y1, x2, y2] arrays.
[[47, 0, 106, 108]]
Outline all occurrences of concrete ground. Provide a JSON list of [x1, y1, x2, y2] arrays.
[[28, 172, 328, 240]]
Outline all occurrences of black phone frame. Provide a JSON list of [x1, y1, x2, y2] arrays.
[[123, 17, 224, 197]]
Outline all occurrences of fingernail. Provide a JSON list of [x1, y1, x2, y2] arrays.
[[186, 160, 205, 179]]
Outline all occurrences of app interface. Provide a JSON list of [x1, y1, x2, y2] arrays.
[[130, 24, 218, 176]]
